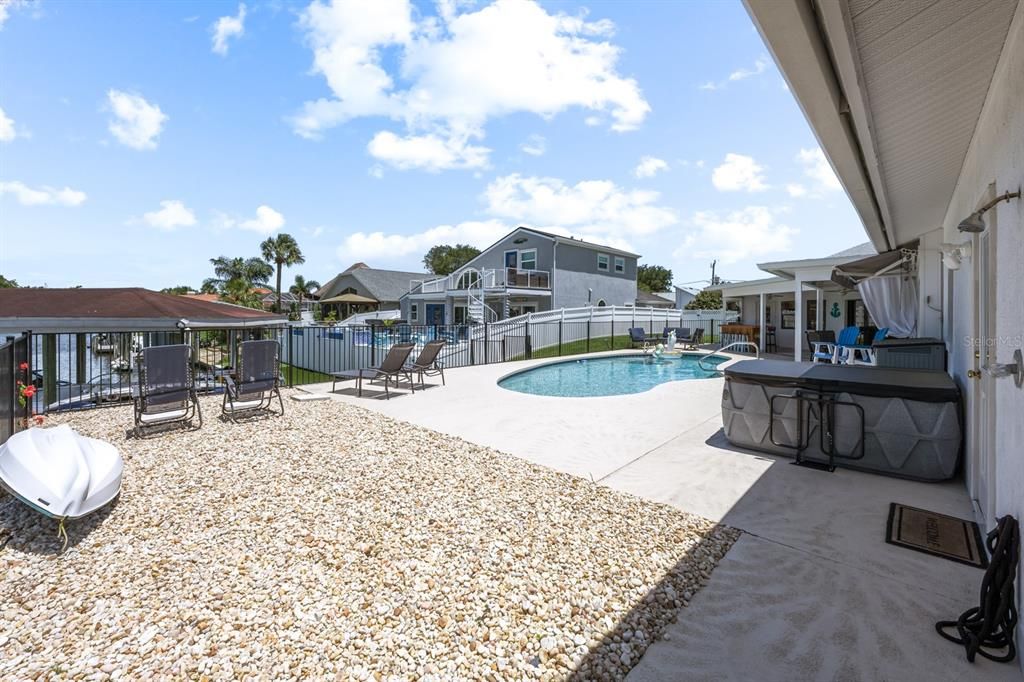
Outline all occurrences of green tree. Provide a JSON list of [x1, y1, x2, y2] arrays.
[[685, 289, 723, 310], [637, 264, 673, 293], [422, 244, 481, 275], [260, 233, 305, 313], [206, 256, 273, 293], [0, 275, 19, 288], [221, 277, 264, 309], [289, 274, 321, 310], [161, 285, 193, 295]]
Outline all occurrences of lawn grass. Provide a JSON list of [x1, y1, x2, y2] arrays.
[[281, 363, 334, 386], [527, 333, 721, 360]]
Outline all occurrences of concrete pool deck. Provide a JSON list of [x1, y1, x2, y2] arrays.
[[304, 352, 1020, 681]]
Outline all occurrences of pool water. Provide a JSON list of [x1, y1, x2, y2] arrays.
[[498, 353, 728, 397]]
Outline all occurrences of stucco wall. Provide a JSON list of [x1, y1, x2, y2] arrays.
[[554, 268, 637, 309], [941, 2, 1023, 660]]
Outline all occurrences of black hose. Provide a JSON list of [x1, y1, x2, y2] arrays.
[[936, 515, 1019, 663]]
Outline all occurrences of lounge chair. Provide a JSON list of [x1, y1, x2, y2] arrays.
[[330, 343, 416, 399], [628, 327, 650, 349], [222, 339, 284, 421], [681, 328, 704, 349], [405, 339, 447, 388], [132, 344, 202, 438], [808, 330, 837, 363], [849, 327, 890, 365]]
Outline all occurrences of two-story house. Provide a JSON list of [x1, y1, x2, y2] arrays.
[[399, 227, 640, 325]]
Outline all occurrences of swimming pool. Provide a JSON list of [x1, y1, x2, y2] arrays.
[[498, 353, 729, 397]]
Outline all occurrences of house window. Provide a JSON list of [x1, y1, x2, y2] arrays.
[[410, 303, 418, 322], [341, 287, 358, 295], [519, 249, 537, 271], [614, 256, 625, 273], [456, 270, 481, 289], [597, 253, 609, 271], [596, 299, 607, 307], [806, 300, 817, 330], [781, 300, 795, 329]]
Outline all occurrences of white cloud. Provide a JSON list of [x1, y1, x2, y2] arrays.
[[367, 128, 490, 171], [293, 0, 649, 170], [676, 206, 797, 265], [786, 183, 807, 197], [215, 205, 286, 234], [484, 173, 676, 237], [796, 147, 841, 191], [634, 155, 668, 179], [106, 90, 167, 150], [711, 153, 768, 192], [0, 180, 87, 206], [699, 55, 770, 91], [0, 0, 32, 29], [519, 134, 546, 156], [368, 164, 384, 179], [211, 3, 246, 55], [142, 200, 196, 230], [0, 107, 17, 142], [342, 219, 509, 260]]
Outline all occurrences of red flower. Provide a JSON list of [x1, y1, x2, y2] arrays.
[[19, 362, 28, 371], [34, 415, 44, 425], [22, 385, 36, 397]]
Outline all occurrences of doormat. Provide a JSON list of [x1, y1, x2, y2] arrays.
[[886, 503, 988, 569]]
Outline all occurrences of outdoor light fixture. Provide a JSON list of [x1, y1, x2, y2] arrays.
[[957, 189, 1021, 233], [985, 349, 1024, 389], [940, 242, 971, 270]]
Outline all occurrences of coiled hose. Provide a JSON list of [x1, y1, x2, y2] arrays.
[[936, 515, 1019, 663]]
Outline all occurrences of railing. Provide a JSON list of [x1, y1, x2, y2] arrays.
[[0, 334, 31, 445], [503, 268, 549, 289], [410, 266, 551, 293], [18, 306, 739, 414], [698, 341, 759, 372]]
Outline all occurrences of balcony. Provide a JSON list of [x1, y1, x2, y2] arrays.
[[409, 267, 550, 295], [502, 267, 549, 289]]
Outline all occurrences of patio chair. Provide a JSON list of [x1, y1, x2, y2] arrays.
[[832, 326, 862, 364], [808, 330, 837, 363], [628, 327, 650, 349], [675, 327, 691, 340], [849, 327, 890, 365], [405, 339, 447, 388], [682, 328, 704, 349], [222, 339, 284, 421], [330, 343, 416, 399], [132, 344, 202, 438]]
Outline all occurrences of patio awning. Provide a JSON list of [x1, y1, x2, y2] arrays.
[[320, 293, 378, 304], [830, 247, 917, 290]]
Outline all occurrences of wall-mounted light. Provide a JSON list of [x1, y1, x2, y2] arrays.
[[940, 242, 971, 270], [957, 189, 1021, 233]]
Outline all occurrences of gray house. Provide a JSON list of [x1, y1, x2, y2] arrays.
[[316, 263, 429, 317], [399, 227, 639, 324]]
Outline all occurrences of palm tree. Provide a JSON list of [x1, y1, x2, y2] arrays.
[[289, 274, 321, 310], [208, 253, 272, 288], [260, 234, 305, 312]]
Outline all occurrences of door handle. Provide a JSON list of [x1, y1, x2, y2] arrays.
[[967, 369, 981, 379]]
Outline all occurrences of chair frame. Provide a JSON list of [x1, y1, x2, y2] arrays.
[[132, 344, 202, 439], [222, 339, 285, 422], [331, 343, 416, 399]]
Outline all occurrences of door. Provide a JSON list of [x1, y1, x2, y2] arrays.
[[424, 304, 445, 326], [971, 229, 997, 526], [504, 250, 518, 268]]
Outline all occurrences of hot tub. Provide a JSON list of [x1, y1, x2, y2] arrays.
[[722, 360, 961, 481]]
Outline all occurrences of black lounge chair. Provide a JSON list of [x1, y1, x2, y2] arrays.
[[331, 343, 416, 399], [405, 339, 447, 388], [681, 328, 704, 349], [628, 327, 649, 349], [222, 339, 284, 421], [132, 344, 202, 438]]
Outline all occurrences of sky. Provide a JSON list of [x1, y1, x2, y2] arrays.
[[0, 0, 869, 292]]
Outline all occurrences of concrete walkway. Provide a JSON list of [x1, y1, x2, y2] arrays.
[[302, 353, 1021, 681]]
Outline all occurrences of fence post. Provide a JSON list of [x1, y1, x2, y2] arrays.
[[484, 323, 489, 364], [558, 319, 563, 357], [609, 317, 613, 350], [287, 327, 294, 387], [586, 319, 591, 354], [525, 316, 532, 360], [370, 326, 377, 367]]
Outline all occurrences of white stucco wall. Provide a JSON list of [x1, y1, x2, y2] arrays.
[[941, 1, 1023, 661]]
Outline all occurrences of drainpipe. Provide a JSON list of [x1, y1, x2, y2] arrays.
[[552, 241, 558, 311]]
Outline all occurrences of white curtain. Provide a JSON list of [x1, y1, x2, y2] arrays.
[[856, 275, 918, 337]]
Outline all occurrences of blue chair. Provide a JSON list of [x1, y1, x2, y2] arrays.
[[628, 327, 650, 349], [850, 327, 889, 365], [832, 326, 862, 364]]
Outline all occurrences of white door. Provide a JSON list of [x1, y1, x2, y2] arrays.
[[971, 229, 997, 527]]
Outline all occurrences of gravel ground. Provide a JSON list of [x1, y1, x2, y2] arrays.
[[0, 392, 738, 681]]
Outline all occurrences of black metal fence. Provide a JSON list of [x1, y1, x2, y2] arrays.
[[18, 317, 725, 415], [1, 334, 31, 445]]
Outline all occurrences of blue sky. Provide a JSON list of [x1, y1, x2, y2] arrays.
[[0, 0, 868, 292]]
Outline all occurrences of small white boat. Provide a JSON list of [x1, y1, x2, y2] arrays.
[[0, 425, 123, 520]]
